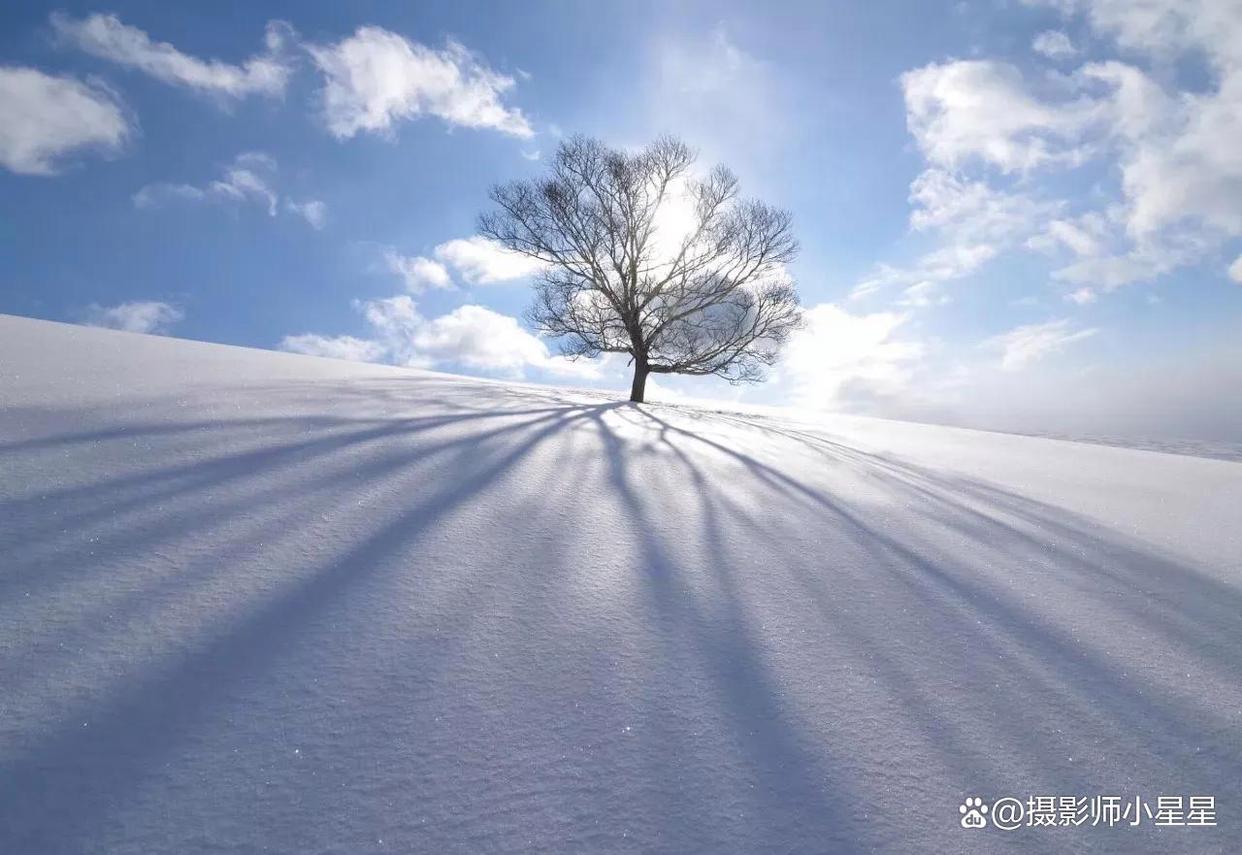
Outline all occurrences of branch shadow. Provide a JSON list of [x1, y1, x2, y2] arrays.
[[1, 378, 1237, 854]]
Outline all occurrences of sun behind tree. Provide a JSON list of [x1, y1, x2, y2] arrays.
[[480, 135, 803, 402]]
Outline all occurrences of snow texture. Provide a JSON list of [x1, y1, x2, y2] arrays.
[[1, 312, 1239, 853]]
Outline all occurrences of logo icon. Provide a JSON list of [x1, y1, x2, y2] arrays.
[[960, 796, 989, 829]]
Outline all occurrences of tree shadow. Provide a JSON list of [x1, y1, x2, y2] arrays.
[[1, 380, 625, 851], [614, 404, 1240, 852], [1, 378, 1237, 853]]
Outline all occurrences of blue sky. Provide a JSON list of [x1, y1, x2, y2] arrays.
[[2, 0, 1240, 441]]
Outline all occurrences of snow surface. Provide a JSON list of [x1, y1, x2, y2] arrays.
[[1, 312, 1239, 854]]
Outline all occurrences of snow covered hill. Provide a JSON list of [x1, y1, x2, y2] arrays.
[[2, 312, 1239, 854]]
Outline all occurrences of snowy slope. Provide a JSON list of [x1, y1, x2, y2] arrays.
[[1, 312, 1239, 854]]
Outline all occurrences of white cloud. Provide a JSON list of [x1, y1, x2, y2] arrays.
[[853, 169, 1058, 302], [875, 0, 1242, 312], [1115, 77, 1242, 238], [400, 303, 553, 373], [1032, 30, 1078, 61], [307, 27, 532, 139], [383, 235, 545, 292], [1024, 204, 1213, 294], [51, 12, 293, 99], [1038, 2, 1242, 242], [281, 295, 597, 379], [1050, 231, 1206, 289], [135, 151, 277, 214], [898, 280, 951, 307], [900, 59, 1092, 173], [211, 151, 278, 213], [1065, 286, 1098, 304], [0, 66, 130, 175], [285, 198, 327, 229], [918, 242, 998, 278], [433, 235, 546, 284], [1026, 0, 1242, 67], [778, 304, 925, 407], [872, 67, 1094, 302], [1026, 215, 1108, 257], [984, 318, 1097, 370], [384, 250, 452, 292], [1048, 55, 1242, 249], [1229, 254, 1242, 284], [80, 300, 183, 334], [1077, 61, 1174, 141], [279, 333, 384, 362], [135, 152, 324, 227], [851, 244, 995, 301], [908, 169, 1055, 241]]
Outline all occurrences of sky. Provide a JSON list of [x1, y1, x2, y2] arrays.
[[2, 0, 1240, 442]]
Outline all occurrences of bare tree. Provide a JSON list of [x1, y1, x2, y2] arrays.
[[479, 135, 802, 403]]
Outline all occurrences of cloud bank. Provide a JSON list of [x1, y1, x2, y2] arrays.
[[0, 66, 130, 175], [80, 300, 184, 335], [307, 27, 533, 139], [281, 295, 596, 380], [51, 12, 294, 99], [50, 13, 534, 142], [385, 236, 546, 292]]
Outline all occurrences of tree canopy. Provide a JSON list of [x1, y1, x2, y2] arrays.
[[479, 135, 802, 402]]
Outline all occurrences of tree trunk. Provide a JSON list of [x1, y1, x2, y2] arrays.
[[629, 360, 649, 403]]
